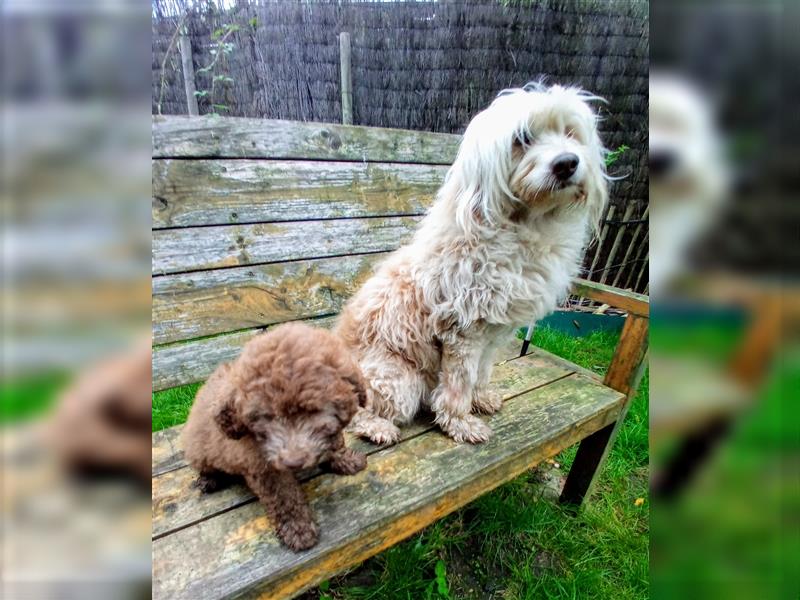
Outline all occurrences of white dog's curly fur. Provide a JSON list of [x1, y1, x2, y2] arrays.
[[335, 82, 609, 444]]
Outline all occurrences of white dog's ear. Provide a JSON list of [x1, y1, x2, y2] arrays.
[[585, 117, 610, 236], [447, 112, 517, 237]]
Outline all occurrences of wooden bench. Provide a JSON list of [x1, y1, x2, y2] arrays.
[[151, 115, 649, 600]]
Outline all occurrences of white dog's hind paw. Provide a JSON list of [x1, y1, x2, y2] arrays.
[[442, 414, 493, 444], [472, 388, 503, 415]]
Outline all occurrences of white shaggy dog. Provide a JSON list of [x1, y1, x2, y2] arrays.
[[649, 74, 728, 296], [335, 83, 609, 444]]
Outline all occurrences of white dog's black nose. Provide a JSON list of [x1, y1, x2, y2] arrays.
[[552, 153, 579, 181], [649, 150, 676, 178]]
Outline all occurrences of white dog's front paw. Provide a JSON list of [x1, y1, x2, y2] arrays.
[[442, 414, 493, 444], [472, 388, 503, 415], [350, 418, 401, 446]]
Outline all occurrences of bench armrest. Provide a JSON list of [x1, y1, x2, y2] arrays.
[[570, 279, 649, 395], [559, 280, 648, 506], [571, 278, 649, 317]]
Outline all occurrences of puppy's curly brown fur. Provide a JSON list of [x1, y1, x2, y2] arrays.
[[182, 323, 368, 551]]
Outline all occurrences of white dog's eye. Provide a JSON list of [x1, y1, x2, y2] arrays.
[[515, 131, 532, 147], [564, 126, 575, 139]]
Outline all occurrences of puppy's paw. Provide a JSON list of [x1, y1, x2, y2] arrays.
[[442, 414, 493, 444], [277, 518, 319, 552], [329, 448, 367, 476], [472, 388, 503, 415], [194, 472, 234, 494]]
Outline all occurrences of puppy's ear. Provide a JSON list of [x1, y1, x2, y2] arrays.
[[214, 383, 248, 439], [344, 373, 368, 408]]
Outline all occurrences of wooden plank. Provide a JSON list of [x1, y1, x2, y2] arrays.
[[339, 32, 352, 125], [559, 313, 649, 506], [599, 202, 636, 285], [586, 204, 615, 279], [152, 159, 446, 228], [152, 217, 419, 275], [152, 332, 528, 473], [178, 34, 199, 116], [152, 374, 624, 600], [152, 316, 334, 394], [612, 206, 648, 288], [152, 253, 385, 345], [630, 233, 649, 293], [152, 115, 460, 164], [151, 319, 526, 393], [152, 353, 572, 538], [571, 278, 649, 317]]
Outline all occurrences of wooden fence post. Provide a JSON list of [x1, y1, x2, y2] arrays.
[[612, 205, 648, 288], [179, 31, 199, 116], [599, 201, 636, 285], [339, 32, 353, 125]]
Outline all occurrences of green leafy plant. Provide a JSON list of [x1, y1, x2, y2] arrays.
[[194, 23, 240, 116], [605, 144, 629, 168], [423, 559, 451, 599], [434, 560, 450, 598]]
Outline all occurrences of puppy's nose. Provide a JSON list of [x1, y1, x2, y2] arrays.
[[279, 454, 305, 469], [649, 150, 676, 178], [551, 153, 579, 181]]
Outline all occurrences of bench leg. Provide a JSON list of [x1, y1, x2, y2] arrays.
[[651, 416, 731, 499], [560, 313, 649, 508], [559, 421, 617, 507]]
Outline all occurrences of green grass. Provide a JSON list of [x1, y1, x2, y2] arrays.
[[153, 326, 649, 599], [152, 381, 202, 431], [0, 371, 70, 423]]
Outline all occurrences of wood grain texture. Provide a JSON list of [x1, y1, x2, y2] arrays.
[[152, 216, 419, 275], [152, 353, 572, 538], [152, 115, 460, 163], [152, 253, 385, 344], [152, 374, 625, 600], [152, 317, 335, 393], [603, 313, 649, 396], [151, 332, 528, 472], [571, 278, 649, 317], [152, 159, 446, 228]]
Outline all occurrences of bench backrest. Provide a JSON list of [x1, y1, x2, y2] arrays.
[[152, 116, 460, 391]]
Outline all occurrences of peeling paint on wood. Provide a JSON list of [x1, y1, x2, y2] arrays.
[[152, 253, 386, 344], [152, 217, 420, 275], [152, 159, 446, 228], [152, 116, 460, 163]]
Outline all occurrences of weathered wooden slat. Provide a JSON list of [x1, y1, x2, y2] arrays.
[[152, 375, 624, 600], [152, 353, 572, 538], [152, 317, 335, 394], [152, 216, 419, 275], [152, 253, 385, 345], [152, 116, 460, 164], [151, 332, 527, 471], [151, 316, 530, 393], [571, 278, 649, 317], [152, 159, 446, 228]]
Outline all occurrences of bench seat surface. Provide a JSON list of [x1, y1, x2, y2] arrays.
[[152, 337, 624, 600]]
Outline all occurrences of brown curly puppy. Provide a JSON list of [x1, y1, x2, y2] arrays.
[[182, 323, 368, 551]]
